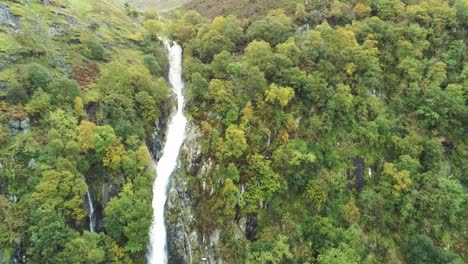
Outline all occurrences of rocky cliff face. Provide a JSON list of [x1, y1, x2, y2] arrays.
[[166, 121, 222, 264]]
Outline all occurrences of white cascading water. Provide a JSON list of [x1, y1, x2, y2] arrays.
[[147, 41, 187, 264], [87, 190, 95, 232]]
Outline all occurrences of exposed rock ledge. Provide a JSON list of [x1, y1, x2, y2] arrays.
[[166, 121, 223, 264]]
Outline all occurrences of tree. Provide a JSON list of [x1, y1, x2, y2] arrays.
[[188, 72, 209, 100], [47, 77, 81, 106], [243, 40, 274, 79], [80, 33, 106, 60], [317, 245, 360, 264], [295, 4, 308, 24], [225, 163, 240, 182], [305, 179, 328, 211], [382, 162, 411, 196], [247, 10, 294, 46], [26, 88, 51, 116], [91, 125, 118, 160], [135, 91, 157, 125], [406, 235, 463, 264], [47, 109, 78, 141], [104, 183, 153, 253], [143, 19, 163, 39], [265, 83, 295, 108], [243, 154, 281, 208], [211, 51, 233, 79], [78, 121, 97, 152], [74, 96, 85, 117], [55, 232, 105, 264], [223, 125, 247, 159], [0, 195, 23, 259], [28, 209, 79, 263], [276, 38, 300, 65], [21, 63, 51, 96], [103, 143, 127, 171], [143, 54, 162, 76], [247, 235, 293, 264], [210, 15, 243, 45], [97, 62, 133, 97], [32, 169, 87, 220], [198, 29, 235, 61], [302, 216, 344, 255]]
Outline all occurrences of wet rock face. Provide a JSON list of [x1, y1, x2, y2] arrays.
[[245, 213, 257, 241], [147, 96, 172, 161], [9, 118, 30, 135], [347, 157, 366, 191], [0, 3, 19, 28], [166, 122, 222, 264]]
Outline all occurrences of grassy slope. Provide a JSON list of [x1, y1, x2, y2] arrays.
[[0, 0, 143, 74], [181, 0, 303, 18], [127, 0, 191, 11], [0, 0, 146, 104]]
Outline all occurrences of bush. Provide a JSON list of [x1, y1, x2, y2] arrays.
[[47, 77, 81, 106], [87, 40, 105, 60], [21, 63, 51, 96], [143, 54, 161, 76]]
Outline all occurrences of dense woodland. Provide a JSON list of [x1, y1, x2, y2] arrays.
[[0, 0, 467, 263], [163, 0, 467, 263]]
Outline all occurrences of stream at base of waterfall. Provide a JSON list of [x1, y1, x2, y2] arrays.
[[147, 41, 187, 264]]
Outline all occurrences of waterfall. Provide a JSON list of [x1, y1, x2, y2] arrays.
[[147, 41, 187, 264], [0, 4, 15, 26], [87, 190, 96, 232]]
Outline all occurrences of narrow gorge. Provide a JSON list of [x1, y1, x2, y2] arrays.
[[147, 41, 187, 264]]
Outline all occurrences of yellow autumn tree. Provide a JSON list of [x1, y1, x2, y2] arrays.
[[383, 162, 412, 196]]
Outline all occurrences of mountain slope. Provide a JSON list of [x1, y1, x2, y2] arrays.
[[161, 0, 467, 263], [181, 0, 303, 18], [0, 0, 171, 263], [127, 0, 191, 11]]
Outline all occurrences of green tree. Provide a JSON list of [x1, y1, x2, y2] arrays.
[[243, 154, 281, 208], [406, 235, 463, 264], [56, 232, 105, 264], [104, 183, 153, 253], [247, 9, 294, 46], [317, 245, 360, 264], [28, 209, 79, 263], [91, 125, 118, 160], [247, 235, 293, 264], [295, 4, 308, 24], [47, 77, 81, 106], [305, 178, 328, 211], [135, 91, 158, 124], [143, 54, 162, 76], [32, 169, 87, 220], [223, 125, 247, 159], [265, 83, 295, 108], [21, 63, 51, 96], [26, 88, 51, 116]]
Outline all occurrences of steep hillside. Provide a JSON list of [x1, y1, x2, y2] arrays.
[[127, 0, 191, 11], [162, 0, 467, 263], [0, 0, 171, 263], [182, 0, 302, 18]]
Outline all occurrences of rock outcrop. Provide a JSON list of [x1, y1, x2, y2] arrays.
[[166, 121, 223, 264]]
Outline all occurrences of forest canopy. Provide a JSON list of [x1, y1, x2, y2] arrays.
[[0, 0, 467, 263]]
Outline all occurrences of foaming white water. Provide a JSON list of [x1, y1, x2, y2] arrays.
[[147, 41, 187, 264], [87, 190, 95, 232]]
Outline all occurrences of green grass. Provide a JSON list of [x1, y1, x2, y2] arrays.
[[0, 33, 16, 54], [182, 0, 304, 18], [127, 0, 191, 12]]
